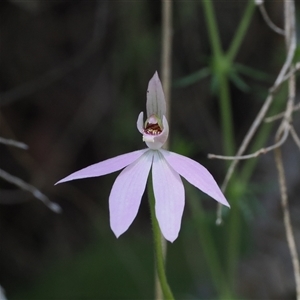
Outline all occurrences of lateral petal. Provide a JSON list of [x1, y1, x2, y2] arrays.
[[136, 111, 144, 134], [109, 150, 153, 238], [161, 150, 230, 207], [55, 149, 148, 184], [152, 151, 185, 242]]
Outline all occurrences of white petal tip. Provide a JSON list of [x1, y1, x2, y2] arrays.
[[219, 198, 230, 208], [161, 230, 179, 243], [54, 179, 67, 185], [167, 237, 176, 243], [112, 228, 124, 239]]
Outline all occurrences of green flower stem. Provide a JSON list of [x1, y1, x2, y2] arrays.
[[202, 0, 235, 155], [148, 178, 174, 300], [226, 0, 256, 63], [201, 0, 223, 58], [202, 0, 256, 156]]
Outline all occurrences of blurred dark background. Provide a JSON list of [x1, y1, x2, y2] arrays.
[[0, 0, 299, 299]]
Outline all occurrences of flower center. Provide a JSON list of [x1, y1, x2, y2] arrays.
[[144, 115, 162, 136]]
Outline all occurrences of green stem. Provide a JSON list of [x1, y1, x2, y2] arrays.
[[226, 0, 256, 63], [202, 0, 235, 155], [202, 0, 223, 57], [148, 178, 174, 300]]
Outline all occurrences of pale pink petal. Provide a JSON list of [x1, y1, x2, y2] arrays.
[[161, 150, 230, 207], [55, 149, 148, 185], [152, 151, 185, 242], [109, 150, 154, 238], [136, 111, 144, 134], [146, 71, 166, 119]]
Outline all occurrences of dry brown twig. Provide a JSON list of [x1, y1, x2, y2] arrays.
[[0, 137, 28, 149], [278, 2, 300, 297], [0, 136, 61, 212], [211, 1, 300, 298], [0, 168, 61, 212], [265, 101, 300, 123], [211, 0, 298, 220], [274, 146, 300, 300], [290, 125, 300, 150], [255, 0, 285, 35]]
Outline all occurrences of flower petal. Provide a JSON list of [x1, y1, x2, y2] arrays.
[[152, 150, 185, 242], [136, 111, 144, 134], [109, 150, 153, 238], [146, 71, 166, 119], [161, 150, 230, 207], [55, 149, 148, 184]]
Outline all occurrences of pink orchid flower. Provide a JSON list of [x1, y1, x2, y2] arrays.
[[56, 72, 229, 242]]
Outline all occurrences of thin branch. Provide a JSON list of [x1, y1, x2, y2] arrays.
[[271, 11, 296, 92], [276, 1, 300, 298], [214, 0, 297, 224], [274, 147, 300, 300], [256, 2, 285, 35], [282, 63, 300, 83], [265, 102, 300, 123], [219, 33, 295, 191], [0, 137, 28, 149], [0, 168, 61, 213], [161, 0, 173, 124], [208, 124, 289, 160], [155, 1, 173, 300], [290, 126, 300, 150], [218, 94, 272, 191], [218, 37, 295, 192], [215, 204, 223, 225]]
